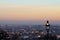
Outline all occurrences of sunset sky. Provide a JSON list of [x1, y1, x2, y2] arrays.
[[0, 0, 60, 25]]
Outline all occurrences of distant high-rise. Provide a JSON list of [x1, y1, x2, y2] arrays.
[[44, 20, 57, 40], [45, 20, 50, 34]]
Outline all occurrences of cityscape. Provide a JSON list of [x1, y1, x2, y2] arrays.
[[0, 0, 60, 40], [0, 21, 60, 40]]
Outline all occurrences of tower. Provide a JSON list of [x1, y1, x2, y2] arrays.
[[45, 20, 50, 34], [44, 20, 50, 40], [44, 20, 57, 40]]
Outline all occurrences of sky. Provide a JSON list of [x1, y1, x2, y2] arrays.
[[0, 0, 60, 25]]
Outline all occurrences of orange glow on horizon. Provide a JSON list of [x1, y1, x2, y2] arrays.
[[0, 6, 60, 21]]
